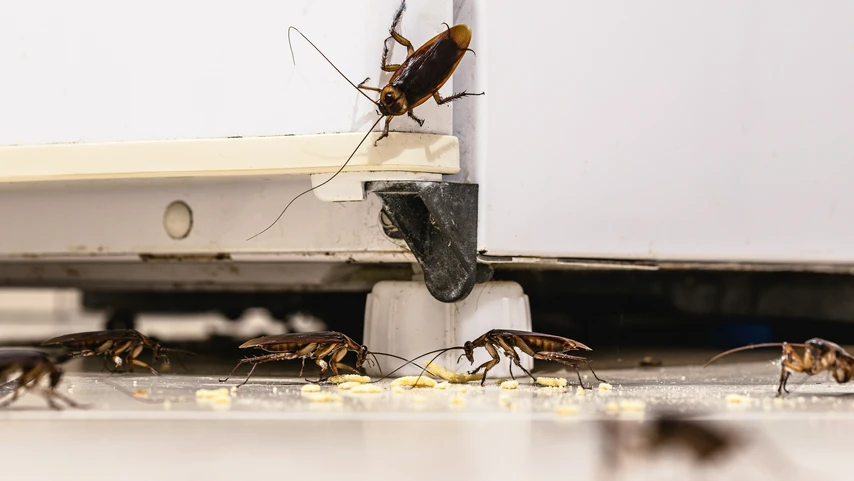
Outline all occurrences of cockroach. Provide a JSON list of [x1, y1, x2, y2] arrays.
[[598, 413, 740, 480], [247, 0, 483, 240], [599, 412, 805, 480], [218, 330, 417, 387], [0, 348, 82, 409], [410, 329, 607, 388], [704, 338, 854, 396], [41, 329, 194, 375]]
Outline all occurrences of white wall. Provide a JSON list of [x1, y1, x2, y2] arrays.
[[455, 1, 854, 264], [0, 0, 453, 145]]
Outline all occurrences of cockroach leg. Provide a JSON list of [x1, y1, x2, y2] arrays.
[[219, 352, 298, 386], [374, 116, 394, 146], [535, 351, 605, 389], [298, 357, 306, 378], [129, 358, 158, 376], [407, 111, 424, 126], [387, 1, 414, 57], [358, 77, 382, 92], [0, 387, 21, 408], [380, 37, 402, 72], [433, 90, 485, 106]]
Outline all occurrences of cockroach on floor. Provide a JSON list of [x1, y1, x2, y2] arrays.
[[598, 412, 740, 479], [411, 329, 607, 388], [247, 0, 484, 240], [0, 348, 82, 409], [41, 329, 194, 375], [218, 330, 416, 387], [704, 338, 854, 396]]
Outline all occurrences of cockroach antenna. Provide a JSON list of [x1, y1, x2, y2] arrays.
[[245, 27, 385, 242], [703, 342, 806, 368]]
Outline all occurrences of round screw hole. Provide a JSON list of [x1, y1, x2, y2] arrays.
[[163, 200, 193, 240]]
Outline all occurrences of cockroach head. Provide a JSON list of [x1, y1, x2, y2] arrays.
[[355, 344, 370, 369], [462, 341, 475, 364], [378, 85, 408, 116]]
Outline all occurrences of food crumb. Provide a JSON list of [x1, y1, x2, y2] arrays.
[[301, 384, 321, 393], [619, 399, 646, 411], [422, 361, 482, 383], [304, 392, 343, 403], [328, 375, 371, 384], [413, 395, 428, 404], [500, 380, 519, 390], [350, 384, 383, 394], [195, 388, 230, 399], [337, 381, 361, 390], [456, 385, 470, 394], [555, 405, 579, 415], [598, 382, 613, 392], [773, 398, 784, 407], [450, 396, 465, 406], [725, 394, 748, 404], [604, 402, 620, 414], [391, 376, 437, 388], [576, 386, 586, 397], [132, 389, 149, 398], [537, 377, 567, 388], [434, 381, 451, 390]]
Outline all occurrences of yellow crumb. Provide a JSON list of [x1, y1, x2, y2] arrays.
[[576, 386, 586, 397], [132, 389, 149, 398], [350, 384, 383, 394], [412, 395, 428, 404], [604, 402, 620, 414], [337, 382, 361, 390], [450, 396, 466, 406], [392, 386, 406, 394], [422, 361, 483, 383], [301, 384, 321, 393], [391, 376, 437, 388], [195, 388, 230, 399], [434, 381, 451, 390], [555, 405, 580, 415], [328, 375, 371, 384], [456, 385, 470, 394], [229, 386, 238, 396], [500, 380, 519, 390], [598, 382, 613, 392], [619, 399, 646, 411], [725, 393, 748, 404], [773, 398, 784, 407], [536, 377, 567, 388], [304, 392, 343, 403]]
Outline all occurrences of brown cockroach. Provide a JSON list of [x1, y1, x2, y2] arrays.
[[247, 0, 483, 240], [704, 338, 854, 396], [411, 329, 607, 388], [41, 329, 194, 375], [0, 348, 82, 409], [218, 330, 417, 387]]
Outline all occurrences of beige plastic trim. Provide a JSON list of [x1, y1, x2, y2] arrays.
[[0, 132, 460, 182]]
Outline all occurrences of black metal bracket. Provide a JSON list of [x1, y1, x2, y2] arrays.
[[366, 181, 492, 303]]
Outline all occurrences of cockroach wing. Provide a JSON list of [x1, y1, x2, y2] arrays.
[[390, 24, 472, 110]]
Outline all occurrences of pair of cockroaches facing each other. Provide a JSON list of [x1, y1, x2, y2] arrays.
[[217, 329, 604, 389], [248, 0, 484, 240], [705, 337, 854, 396]]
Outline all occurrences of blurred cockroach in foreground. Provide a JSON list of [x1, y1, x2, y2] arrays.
[[597, 413, 740, 481], [704, 338, 854, 396], [218, 331, 417, 387], [0, 348, 82, 409], [41, 329, 195, 376], [598, 412, 806, 481], [410, 329, 606, 388], [247, 0, 483, 240]]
